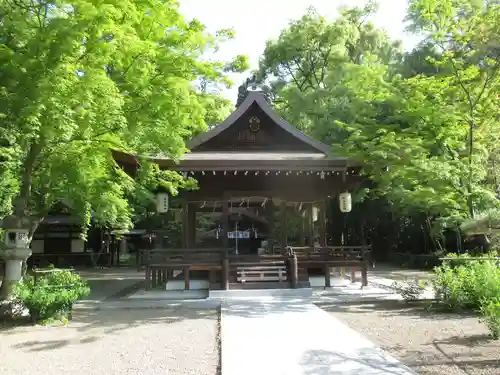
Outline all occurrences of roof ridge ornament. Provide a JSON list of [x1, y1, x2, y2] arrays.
[[236, 74, 271, 107]]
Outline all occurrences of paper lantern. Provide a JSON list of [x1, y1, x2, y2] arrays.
[[156, 193, 169, 213], [339, 192, 352, 213], [312, 206, 318, 222]]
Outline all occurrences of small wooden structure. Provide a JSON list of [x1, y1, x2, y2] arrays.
[[114, 88, 370, 290], [28, 214, 113, 268]]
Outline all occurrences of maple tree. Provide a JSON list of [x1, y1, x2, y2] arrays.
[[0, 0, 247, 233]]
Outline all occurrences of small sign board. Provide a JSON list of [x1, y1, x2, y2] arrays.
[[228, 230, 250, 239]]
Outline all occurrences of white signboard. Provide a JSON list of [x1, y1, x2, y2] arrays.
[[156, 193, 169, 213], [228, 231, 250, 239]]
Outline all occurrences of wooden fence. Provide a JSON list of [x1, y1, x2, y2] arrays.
[[288, 245, 371, 287], [140, 245, 371, 290]]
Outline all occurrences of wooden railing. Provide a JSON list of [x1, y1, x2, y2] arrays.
[[287, 245, 372, 286], [141, 245, 370, 290], [228, 254, 290, 285], [142, 248, 227, 289]]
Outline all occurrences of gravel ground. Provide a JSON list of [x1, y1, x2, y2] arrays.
[[319, 300, 500, 375], [0, 306, 220, 375]]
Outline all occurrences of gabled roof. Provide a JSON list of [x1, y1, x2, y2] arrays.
[[186, 91, 332, 155]]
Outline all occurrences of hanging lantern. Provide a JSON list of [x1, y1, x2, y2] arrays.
[[156, 192, 169, 213], [312, 206, 318, 222], [339, 192, 352, 213]]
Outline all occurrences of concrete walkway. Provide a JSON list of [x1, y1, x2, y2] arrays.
[[221, 298, 417, 375]]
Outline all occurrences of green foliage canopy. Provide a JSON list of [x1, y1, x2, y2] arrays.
[[0, 0, 246, 232], [257, 0, 500, 239]]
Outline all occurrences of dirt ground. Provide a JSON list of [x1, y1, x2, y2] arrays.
[[319, 300, 500, 375]]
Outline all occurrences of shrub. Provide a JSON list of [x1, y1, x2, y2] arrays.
[[432, 253, 500, 338], [432, 253, 500, 310], [13, 269, 90, 324], [480, 298, 500, 339]]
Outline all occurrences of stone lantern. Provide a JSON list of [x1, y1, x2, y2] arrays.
[[0, 214, 35, 298]]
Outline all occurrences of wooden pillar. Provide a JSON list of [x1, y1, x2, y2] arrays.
[[306, 203, 314, 247], [181, 200, 189, 248], [221, 197, 230, 289], [298, 208, 305, 246], [110, 235, 115, 266], [145, 265, 151, 290], [222, 199, 229, 248], [360, 218, 369, 287], [110, 234, 115, 267], [289, 252, 298, 289], [118, 238, 126, 266], [221, 249, 229, 290], [264, 199, 275, 252], [324, 264, 331, 288], [319, 200, 327, 247], [152, 268, 157, 288], [187, 203, 196, 248], [184, 266, 190, 290], [280, 200, 287, 253]]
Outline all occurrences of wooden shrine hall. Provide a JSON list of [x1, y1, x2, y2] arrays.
[[113, 87, 371, 291]]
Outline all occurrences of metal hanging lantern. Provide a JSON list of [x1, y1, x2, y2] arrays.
[[339, 192, 352, 213], [155, 192, 169, 213]]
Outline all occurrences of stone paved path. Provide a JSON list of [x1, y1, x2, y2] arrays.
[[221, 297, 417, 375]]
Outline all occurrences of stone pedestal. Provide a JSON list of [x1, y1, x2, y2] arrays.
[[0, 248, 32, 299]]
